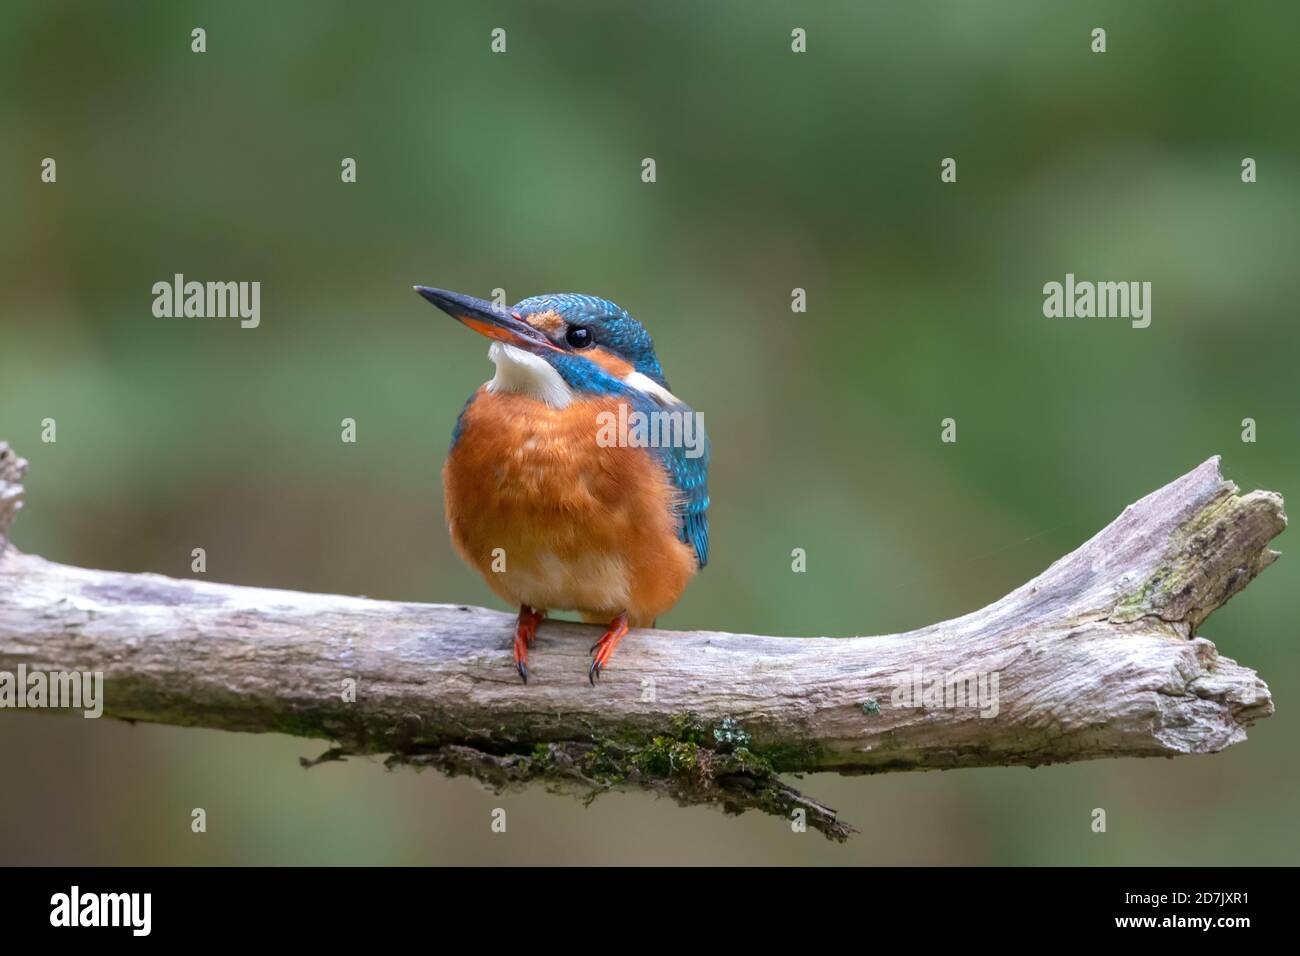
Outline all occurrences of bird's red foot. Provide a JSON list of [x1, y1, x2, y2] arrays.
[[514, 605, 545, 683], [589, 611, 630, 684]]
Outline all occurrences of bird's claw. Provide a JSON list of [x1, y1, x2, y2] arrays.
[[587, 612, 629, 686], [513, 605, 544, 685]]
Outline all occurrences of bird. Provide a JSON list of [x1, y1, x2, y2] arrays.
[[414, 286, 710, 684]]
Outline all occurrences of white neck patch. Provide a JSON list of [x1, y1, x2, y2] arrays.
[[486, 342, 573, 408], [624, 370, 683, 407]]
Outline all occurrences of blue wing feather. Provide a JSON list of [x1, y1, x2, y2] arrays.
[[658, 409, 710, 569]]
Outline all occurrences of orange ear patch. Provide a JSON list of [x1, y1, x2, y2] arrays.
[[585, 347, 635, 379]]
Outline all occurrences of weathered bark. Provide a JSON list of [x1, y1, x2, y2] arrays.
[[0, 440, 1285, 839]]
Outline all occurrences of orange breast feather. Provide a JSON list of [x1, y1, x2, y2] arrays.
[[443, 387, 697, 626]]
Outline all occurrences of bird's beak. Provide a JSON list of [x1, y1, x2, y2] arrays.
[[413, 286, 559, 353]]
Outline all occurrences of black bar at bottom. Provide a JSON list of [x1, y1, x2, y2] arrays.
[[0, 866, 1278, 941]]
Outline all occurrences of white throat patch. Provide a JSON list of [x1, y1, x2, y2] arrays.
[[486, 342, 573, 408]]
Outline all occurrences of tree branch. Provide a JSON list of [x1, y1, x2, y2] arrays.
[[0, 440, 1285, 840]]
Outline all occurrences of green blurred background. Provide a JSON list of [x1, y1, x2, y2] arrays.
[[2, 0, 1297, 864]]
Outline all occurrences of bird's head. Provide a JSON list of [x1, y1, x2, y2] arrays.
[[415, 286, 672, 405]]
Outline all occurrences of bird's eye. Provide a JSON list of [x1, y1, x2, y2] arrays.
[[565, 326, 593, 349]]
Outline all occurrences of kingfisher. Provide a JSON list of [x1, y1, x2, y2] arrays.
[[414, 286, 710, 684]]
